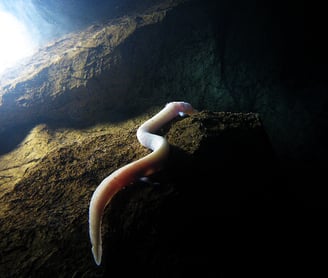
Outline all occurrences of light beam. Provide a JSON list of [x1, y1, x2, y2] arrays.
[[0, 10, 36, 74]]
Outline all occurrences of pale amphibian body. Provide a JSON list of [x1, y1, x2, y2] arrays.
[[88, 101, 197, 265]]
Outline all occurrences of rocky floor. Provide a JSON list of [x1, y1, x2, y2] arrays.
[[0, 110, 283, 277]]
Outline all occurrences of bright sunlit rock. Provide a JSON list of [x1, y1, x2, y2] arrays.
[[0, 10, 36, 74]]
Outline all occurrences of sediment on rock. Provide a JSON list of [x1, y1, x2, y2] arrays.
[[0, 110, 275, 277]]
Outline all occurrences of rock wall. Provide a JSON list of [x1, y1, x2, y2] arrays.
[[1, 0, 327, 164], [0, 2, 179, 130]]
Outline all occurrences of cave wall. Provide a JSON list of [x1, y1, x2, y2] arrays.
[[101, 0, 327, 165], [1, 0, 327, 164]]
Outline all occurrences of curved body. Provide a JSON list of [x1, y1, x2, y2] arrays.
[[88, 101, 196, 265]]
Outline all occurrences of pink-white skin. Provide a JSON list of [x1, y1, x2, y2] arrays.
[[89, 101, 196, 265]]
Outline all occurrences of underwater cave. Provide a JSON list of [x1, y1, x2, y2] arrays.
[[0, 0, 327, 277]]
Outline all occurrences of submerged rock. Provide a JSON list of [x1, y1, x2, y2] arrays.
[[0, 110, 275, 277]]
